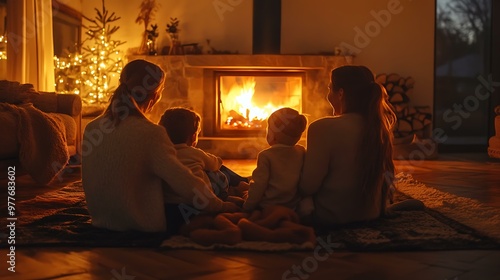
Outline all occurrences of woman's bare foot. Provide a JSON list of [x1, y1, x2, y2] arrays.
[[388, 199, 425, 211]]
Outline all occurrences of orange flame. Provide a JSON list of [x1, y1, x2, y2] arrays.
[[220, 76, 302, 129]]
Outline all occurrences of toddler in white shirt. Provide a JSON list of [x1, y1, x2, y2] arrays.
[[159, 107, 248, 205], [242, 107, 313, 216]]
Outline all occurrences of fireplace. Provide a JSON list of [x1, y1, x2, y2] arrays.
[[135, 54, 353, 158], [215, 70, 305, 136]]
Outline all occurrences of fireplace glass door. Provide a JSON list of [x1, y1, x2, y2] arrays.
[[216, 71, 304, 135]]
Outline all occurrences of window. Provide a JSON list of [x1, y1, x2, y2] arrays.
[[434, 0, 494, 151], [52, 1, 82, 56]]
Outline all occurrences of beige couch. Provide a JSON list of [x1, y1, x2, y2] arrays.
[[0, 85, 82, 183]]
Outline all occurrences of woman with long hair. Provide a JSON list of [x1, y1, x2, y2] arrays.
[[82, 60, 238, 234], [299, 65, 420, 226]]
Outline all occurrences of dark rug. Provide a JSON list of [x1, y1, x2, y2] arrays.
[[1, 181, 166, 248], [1, 180, 499, 251]]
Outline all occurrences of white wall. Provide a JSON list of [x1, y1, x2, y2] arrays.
[[54, 0, 82, 12], [282, 0, 435, 108], [81, 0, 253, 55]]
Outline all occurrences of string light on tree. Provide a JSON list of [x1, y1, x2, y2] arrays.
[[52, 0, 125, 104], [0, 35, 7, 60], [79, 0, 126, 104], [54, 53, 83, 94]]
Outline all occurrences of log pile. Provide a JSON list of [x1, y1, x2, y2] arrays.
[[376, 73, 432, 139]]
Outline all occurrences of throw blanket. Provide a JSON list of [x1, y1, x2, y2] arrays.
[[0, 102, 69, 184]]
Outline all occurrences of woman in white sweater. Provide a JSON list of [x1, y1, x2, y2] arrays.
[[82, 60, 238, 234], [299, 65, 398, 226]]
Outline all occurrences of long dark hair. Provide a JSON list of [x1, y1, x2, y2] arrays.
[[103, 59, 166, 126], [331, 65, 397, 215]]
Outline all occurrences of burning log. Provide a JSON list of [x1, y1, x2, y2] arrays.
[[228, 110, 246, 123], [225, 110, 267, 129]]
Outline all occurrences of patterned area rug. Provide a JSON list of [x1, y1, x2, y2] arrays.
[[1, 174, 499, 251]]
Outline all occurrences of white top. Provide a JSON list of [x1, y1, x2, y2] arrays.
[[173, 143, 223, 187], [299, 113, 382, 225], [243, 144, 305, 211], [82, 116, 223, 233]]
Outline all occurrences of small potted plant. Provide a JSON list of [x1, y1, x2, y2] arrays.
[[136, 0, 159, 54], [146, 24, 159, 55], [166, 17, 182, 54]]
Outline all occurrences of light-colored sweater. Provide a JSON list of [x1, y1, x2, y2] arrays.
[[82, 116, 223, 233], [299, 113, 382, 225], [173, 143, 223, 188], [243, 144, 305, 211]]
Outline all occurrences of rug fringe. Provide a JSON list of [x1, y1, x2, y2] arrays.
[[395, 172, 500, 241]]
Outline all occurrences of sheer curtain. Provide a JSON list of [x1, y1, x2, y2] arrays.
[[6, 0, 55, 91]]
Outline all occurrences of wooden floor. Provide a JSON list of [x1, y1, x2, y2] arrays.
[[1, 153, 500, 280]]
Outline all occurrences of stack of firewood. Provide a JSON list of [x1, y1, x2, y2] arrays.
[[376, 73, 432, 139]]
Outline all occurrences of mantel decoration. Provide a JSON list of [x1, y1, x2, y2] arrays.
[[136, 0, 160, 55], [54, 0, 125, 105], [166, 17, 183, 55], [146, 24, 159, 55]]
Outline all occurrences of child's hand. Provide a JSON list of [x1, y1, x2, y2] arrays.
[[221, 201, 241, 213], [238, 181, 250, 190], [229, 181, 250, 198], [226, 196, 245, 208]]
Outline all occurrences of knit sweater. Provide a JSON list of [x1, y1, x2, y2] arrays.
[[82, 116, 223, 233], [243, 144, 305, 211], [299, 113, 382, 225], [173, 143, 223, 188]]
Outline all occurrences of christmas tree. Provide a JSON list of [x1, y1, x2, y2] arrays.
[[79, 0, 126, 104], [53, 0, 126, 104]]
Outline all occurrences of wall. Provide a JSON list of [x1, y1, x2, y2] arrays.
[[81, 0, 253, 55], [54, 0, 82, 12], [80, 0, 435, 108], [282, 0, 435, 109]]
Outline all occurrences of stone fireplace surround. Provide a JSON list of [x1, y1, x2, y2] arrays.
[[131, 54, 353, 158]]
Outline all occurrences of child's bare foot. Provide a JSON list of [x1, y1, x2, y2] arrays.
[[280, 221, 317, 245], [178, 214, 215, 236], [248, 209, 263, 221], [254, 205, 300, 228], [189, 215, 242, 246], [238, 218, 315, 244], [219, 212, 249, 224], [237, 218, 274, 241]]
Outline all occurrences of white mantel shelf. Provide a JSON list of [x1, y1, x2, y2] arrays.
[[128, 54, 354, 69]]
